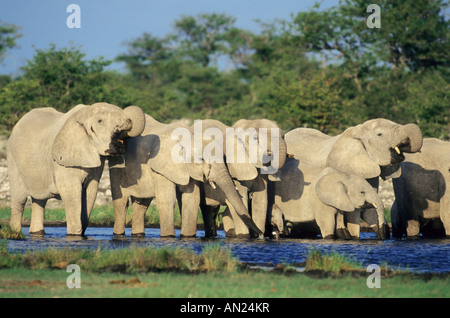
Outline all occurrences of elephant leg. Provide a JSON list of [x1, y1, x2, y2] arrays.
[[112, 195, 129, 236], [59, 184, 84, 236], [84, 177, 100, 220], [406, 219, 420, 237], [440, 199, 450, 237], [250, 181, 268, 236], [315, 212, 336, 239], [131, 197, 151, 237], [222, 207, 236, 237], [390, 200, 404, 238], [335, 212, 352, 239], [228, 204, 250, 238], [178, 181, 200, 237], [155, 174, 176, 237], [345, 210, 361, 239], [201, 204, 220, 238], [9, 191, 27, 233], [29, 198, 47, 235], [229, 183, 250, 238]]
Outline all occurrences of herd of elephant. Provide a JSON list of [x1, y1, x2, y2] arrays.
[[6, 102, 450, 240]]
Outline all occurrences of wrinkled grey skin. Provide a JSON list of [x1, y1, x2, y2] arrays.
[[285, 119, 423, 239], [8, 103, 145, 236], [203, 119, 287, 238], [271, 159, 385, 239], [190, 119, 266, 239], [110, 116, 262, 238], [391, 138, 450, 238]]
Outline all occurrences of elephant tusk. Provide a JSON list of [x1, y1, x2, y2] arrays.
[[117, 139, 124, 144], [394, 146, 401, 155], [287, 153, 295, 159], [370, 202, 378, 209], [208, 179, 217, 189]]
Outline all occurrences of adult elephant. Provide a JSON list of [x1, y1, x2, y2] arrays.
[[271, 158, 385, 239], [215, 119, 287, 238], [7, 103, 145, 236], [285, 119, 423, 239], [391, 138, 450, 238], [110, 116, 263, 238]]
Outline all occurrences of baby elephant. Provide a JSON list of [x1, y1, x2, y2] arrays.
[[7, 103, 145, 236], [271, 159, 387, 239], [391, 138, 450, 238]]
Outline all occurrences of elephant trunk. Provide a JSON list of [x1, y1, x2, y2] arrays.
[[210, 163, 263, 237], [276, 137, 287, 170], [123, 106, 145, 138], [367, 192, 390, 240], [265, 129, 287, 172], [395, 123, 423, 154]]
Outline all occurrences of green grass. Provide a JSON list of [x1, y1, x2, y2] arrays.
[[0, 241, 238, 274], [0, 224, 27, 240], [305, 249, 362, 274], [0, 266, 448, 298]]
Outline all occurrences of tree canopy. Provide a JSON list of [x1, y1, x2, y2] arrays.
[[0, 1, 448, 139]]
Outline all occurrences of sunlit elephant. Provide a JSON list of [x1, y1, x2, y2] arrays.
[[271, 158, 385, 239], [285, 119, 423, 239], [214, 119, 287, 238], [110, 116, 262, 238], [7, 103, 145, 236], [391, 138, 450, 238]]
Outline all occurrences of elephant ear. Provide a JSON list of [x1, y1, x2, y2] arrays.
[[327, 131, 381, 179], [147, 134, 190, 185], [315, 172, 355, 212], [52, 108, 101, 168], [226, 135, 258, 181]]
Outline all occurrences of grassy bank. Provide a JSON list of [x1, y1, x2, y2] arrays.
[[0, 205, 209, 228], [0, 244, 448, 298]]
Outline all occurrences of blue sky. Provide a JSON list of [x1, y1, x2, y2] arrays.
[[0, 0, 338, 76]]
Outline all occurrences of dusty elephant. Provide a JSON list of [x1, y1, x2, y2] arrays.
[[110, 116, 263, 238], [285, 118, 423, 239], [216, 119, 287, 238], [271, 158, 385, 239], [7, 103, 145, 236], [391, 138, 450, 238]]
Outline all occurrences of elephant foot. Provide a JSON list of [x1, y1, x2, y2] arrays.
[[65, 234, 87, 241], [132, 232, 145, 238], [376, 224, 390, 240], [323, 234, 335, 240], [236, 233, 251, 239], [160, 234, 176, 238], [29, 229, 45, 236], [113, 232, 125, 237], [180, 234, 197, 238], [225, 229, 236, 238], [335, 228, 352, 240]]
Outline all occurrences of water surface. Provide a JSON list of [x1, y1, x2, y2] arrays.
[[6, 227, 450, 273]]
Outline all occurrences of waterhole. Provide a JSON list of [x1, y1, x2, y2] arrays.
[[6, 227, 450, 273]]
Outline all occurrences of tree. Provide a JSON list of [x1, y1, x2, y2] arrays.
[[0, 20, 21, 63], [174, 13, 236, 67], [0, 45, 111, 129]]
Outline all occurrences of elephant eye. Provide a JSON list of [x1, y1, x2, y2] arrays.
[[360, 191, 366, 195], [377, 132, 382, 137], [98, 119, 103, 124]]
